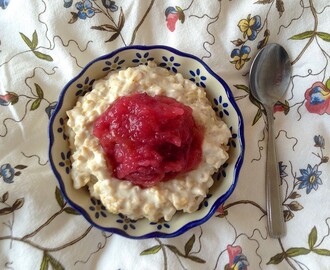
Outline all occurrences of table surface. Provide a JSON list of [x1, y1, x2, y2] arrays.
[[1, 1, 330, 269]]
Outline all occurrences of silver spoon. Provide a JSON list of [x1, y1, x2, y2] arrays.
[[249, 43, 291, 238]]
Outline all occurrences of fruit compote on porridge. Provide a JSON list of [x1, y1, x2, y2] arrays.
[[66, 61, 231, 222], [93, 92, 204, 188]]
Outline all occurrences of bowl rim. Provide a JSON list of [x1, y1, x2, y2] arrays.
[[48, 45, 245, 239]]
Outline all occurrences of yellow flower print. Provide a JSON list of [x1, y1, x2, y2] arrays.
[[230, 45, 251, 70], [238, 14, 261, 41]]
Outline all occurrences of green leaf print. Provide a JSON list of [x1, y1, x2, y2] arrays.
[[35, 83, 44, 99], [316, 32, 330, 42], [184, 234, 195, 255], [140, 245, 162, 255], [20, 31, 53, 61], [118, 8, 125, 32], [15, 165, 27, 170], [186, 255, 206, 263], [64, 207, 80, 215], [55, 186, 65, 208], [31, 30, 38, 50], [33, 51, 53, 62], [20, 32, 34, 49], [19, 30, 38, 50], [47, 254, 65, 270], [1, 192, 9, 203], [40, 252, 64, 270], [166, 245, 185, 257], [166, 244, 205, 263], [289, 31, 314, 40], [254, 0, 273, 4], [233, 84, 250, 93], [313, 249, 330, 256], [91, 24, 118, 32], [267, 252, 286, 265], [308, 226, 317, 249], [0, 206, 15, 215], [40, 253, 49, 270], [286, 247, 310, 257], [252, 108, 263, 126], [326, 78, 330, 90], [30, 98, 42, 111], [12, 198, 24, 210]]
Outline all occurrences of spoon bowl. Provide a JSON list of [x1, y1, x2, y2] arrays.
[[250, 44, 291, 105], [249, 43, 291, 238]]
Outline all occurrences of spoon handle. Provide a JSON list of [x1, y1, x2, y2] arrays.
[[265, 106, 286, 238]]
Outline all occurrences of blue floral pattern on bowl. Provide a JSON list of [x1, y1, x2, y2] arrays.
[[75, 77, 95, 96], [116, 214, 137, 230], [103, 56, 125, 72], [213, 95, 229, 118], [58, 151, 71, 174], [48, 45, 245, 239], [149, 221, 171, 230], [89, 198, 107, 219], [189, 68, 206, 88], [132, 52, 154, 65], [57, 117, 68, 140], [159, 56, 181, 73]]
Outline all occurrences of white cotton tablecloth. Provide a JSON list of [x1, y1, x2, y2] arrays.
[[1, 1, 330, 269]]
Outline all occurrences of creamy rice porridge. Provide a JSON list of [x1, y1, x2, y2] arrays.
[[66, 61, 231, 222]]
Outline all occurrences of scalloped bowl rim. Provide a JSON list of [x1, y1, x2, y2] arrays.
[[48, 45, 245, 239]]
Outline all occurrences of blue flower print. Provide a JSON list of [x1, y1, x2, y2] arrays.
[[0, 163, 15, 183], [75, 0, 95, 20], [116, 213, 137, 230], [150, 221, 170, 230], [59, 151, 71, 174], [132, 52, 154, 65], [297, 164, 322, 194], [230, 45, 251, 70], [213, 95, 229, 118], [314, 135, 325, 149], [159, 56, 181, 73], [102, 0, 118, 12], [75, 77, 95, 96], [279, 161, 288, 180], [45, 101, 57, 119], [63, 0, 73, 8], [189, 69, 206, 88], [89, 198, 107, 219], [103, 56, 125, 72], [0, 0, 9, 9]]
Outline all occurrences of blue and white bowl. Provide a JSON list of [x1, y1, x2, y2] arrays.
[[48, 45, 245, 239]]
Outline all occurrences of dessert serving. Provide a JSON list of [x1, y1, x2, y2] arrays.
[[66, 61, 231, 222]]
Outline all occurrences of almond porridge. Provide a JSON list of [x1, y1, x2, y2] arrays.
[[66, 61, 231, 222]]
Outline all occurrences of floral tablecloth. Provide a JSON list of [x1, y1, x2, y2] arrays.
[[1, 0, 330, 269]]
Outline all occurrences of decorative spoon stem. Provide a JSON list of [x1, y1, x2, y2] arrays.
[[265, 105, 285, 238]]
